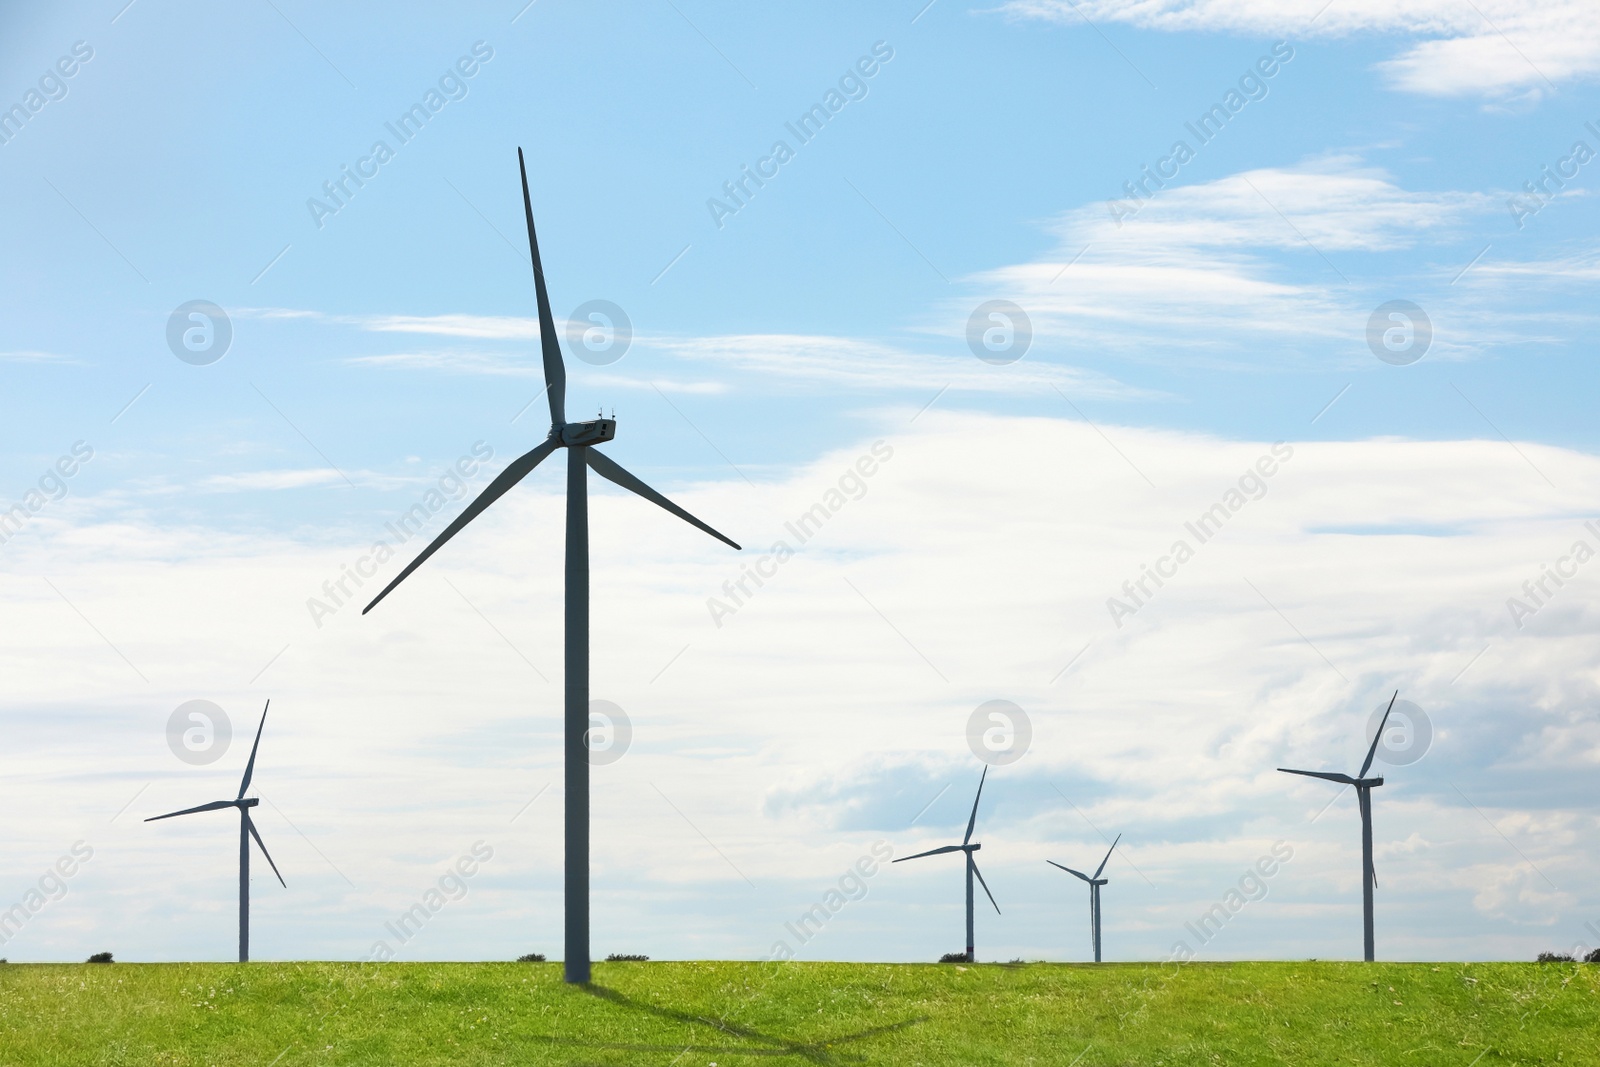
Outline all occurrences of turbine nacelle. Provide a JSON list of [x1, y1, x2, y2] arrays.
[[558, 418, 617, 447]]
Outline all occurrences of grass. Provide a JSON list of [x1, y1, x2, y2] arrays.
[[1, 960, 1597, 1065]]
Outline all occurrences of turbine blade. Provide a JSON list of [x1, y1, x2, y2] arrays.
[[586, 449, 740, 550], [144, 799, 233, 822], [1360, 690, 1400, 778], [970, 857, 1000, 915], [1093, 833, 1122, 880], [891, 844, 963, 862], [244, 812, 286, 888], [1277, 768, 1357, 786], [363, 438, 560, 614], [237, 700, 269, 800], [963, 765, 988, 845], [1047, 860, 1092, 883], [517, 147, 565, 426]]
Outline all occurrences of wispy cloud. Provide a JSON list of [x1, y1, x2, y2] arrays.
[[197, 469, 351, 492], [236, 308, 537, 340], [249, 304, 1137, 398], [949, 158, 1500, 366], [356, 313, 537, 340], [1471, 250, 1600, 283], [347, 349, 539, 376], [648, 333, 1143, 397], [0, 350, 75, 363], [994, 0, 1598, 101], [345, 349, 728, 393]]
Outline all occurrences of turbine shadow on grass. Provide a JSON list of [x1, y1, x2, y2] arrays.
[[519, 983, 926, 1062]]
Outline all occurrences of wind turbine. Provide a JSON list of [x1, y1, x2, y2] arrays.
[[893, 766, 1000, 962], [146, 701, 284, 963], [1047, 833, 1119, 962], [1278, 690, 1399, 962], [362, 148, 741, 985]]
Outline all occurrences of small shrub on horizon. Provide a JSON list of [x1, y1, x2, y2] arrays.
[[605, 954, 648, 962], [86, 952, 113, 964], [938, 952, 969, 964], [1536, 952, 1576, 963], [1587, 948, 1600, 964], [516, 953, 545, 962]]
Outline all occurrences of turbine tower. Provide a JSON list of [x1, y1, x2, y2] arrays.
[[362, 148, 741, 985], [1047, 833, 1119, 962], [893, 766, 1000, 962], [1278, 690, 1399, 962], [146, 701, 284, 962]]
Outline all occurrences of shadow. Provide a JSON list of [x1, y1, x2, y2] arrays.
[[520, 982, 926, 1063]]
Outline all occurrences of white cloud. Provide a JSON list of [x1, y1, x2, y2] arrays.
[[356, 313, 538, 340], [1473, 249, 1600, 284], [646, 333, 1141, 397], [346, 349, 540, 376], [197, 469, 349, 492], [955, 158, 1491, 364], [1, 412, 1596, 962], [345, 349, 730, 394], [0, 350, 74, 362], [235, 308, 537, 341], [252, 304, 1139, 398], [994, 0, 1600, 99]]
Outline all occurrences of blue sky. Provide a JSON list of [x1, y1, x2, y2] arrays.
[[2, 0, 1599, 965]]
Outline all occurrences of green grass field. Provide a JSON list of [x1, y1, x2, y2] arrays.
[[1, 960, 1596, 1065]]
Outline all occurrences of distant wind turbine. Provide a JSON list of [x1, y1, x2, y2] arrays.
[[1278, 690, 1399, 962], [894, 766, 1000, 963], [362, 148, 742, 985], [1047, 833, 1119, 962], [146, 700, 284, 963]]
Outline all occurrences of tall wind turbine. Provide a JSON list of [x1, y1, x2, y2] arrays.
[[146, 701, 284, 963], [1279, 690, 1399, 962], [362, 148, 741, 985], [893, 766, 1000, 962], [1047, 833, 1119, 962]]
